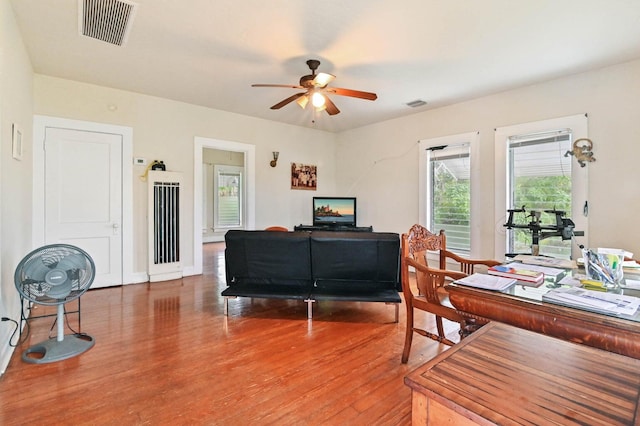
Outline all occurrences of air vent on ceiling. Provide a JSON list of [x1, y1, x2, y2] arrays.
[[406, 99, 428, 108], [79, 0, 138, 46]]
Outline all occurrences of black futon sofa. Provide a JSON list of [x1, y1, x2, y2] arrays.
[[222, 230, 401, 320]]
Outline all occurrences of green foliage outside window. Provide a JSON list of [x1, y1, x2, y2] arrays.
[[432, 162, 470, 250], [433, 170, 469, 226], [512, 175, 572, 257]]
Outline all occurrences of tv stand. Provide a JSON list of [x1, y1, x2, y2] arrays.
[[294, 224, 373, 232]]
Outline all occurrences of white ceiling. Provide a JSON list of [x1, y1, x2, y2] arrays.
[[9, 0, 640, 133]]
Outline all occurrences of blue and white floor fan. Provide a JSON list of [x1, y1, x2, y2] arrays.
[[14, 244, 96, 364]]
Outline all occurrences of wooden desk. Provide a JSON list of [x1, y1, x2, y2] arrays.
[[447, 282, 640, 359], [404, 322, 640, 425]]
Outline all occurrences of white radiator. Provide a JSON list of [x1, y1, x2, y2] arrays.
[[148, 170, 183, 282]]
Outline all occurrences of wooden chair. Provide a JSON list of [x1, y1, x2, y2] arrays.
[[404, 223, 446, 268], [401, 233, 468, 363], [401, 224, 493, 362], [440, 249, 501, 274], [265, 226, 288, 231]]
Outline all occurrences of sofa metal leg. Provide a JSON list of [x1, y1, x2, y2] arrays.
[[305, 299, 315, 319], [224, 296, 237, 316], [385, 302, 400, 323]]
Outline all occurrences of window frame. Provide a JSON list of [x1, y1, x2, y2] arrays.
[[419, 131, 480, 257], [494, 114, 589, 260]]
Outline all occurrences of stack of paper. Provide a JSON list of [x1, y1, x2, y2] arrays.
[[514, 255, 577, 270], [454, 273, 516, 291], [543, 287, 640, 316], [505, 262, 567, 280]]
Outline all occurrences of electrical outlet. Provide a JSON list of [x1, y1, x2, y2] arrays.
[[134, 157, 147, 166]]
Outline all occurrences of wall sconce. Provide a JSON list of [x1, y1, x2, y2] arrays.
[[270, 151, 279, 167]]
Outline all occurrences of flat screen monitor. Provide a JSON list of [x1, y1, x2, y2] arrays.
[[313, 197, 356, 227]]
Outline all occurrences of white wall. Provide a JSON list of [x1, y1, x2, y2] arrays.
[[33, 75, 337, 275], [0, 0, 34, 374], [336, 59, 640, 258]]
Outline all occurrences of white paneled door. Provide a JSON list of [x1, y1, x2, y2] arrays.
[[44, 127, 123, 288]]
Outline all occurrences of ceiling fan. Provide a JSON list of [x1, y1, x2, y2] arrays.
[[251, 59, 377, 116]]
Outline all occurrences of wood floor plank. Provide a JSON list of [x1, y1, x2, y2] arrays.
[[0, 242, 455, 425]]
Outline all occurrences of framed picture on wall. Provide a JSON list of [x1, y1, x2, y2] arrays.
[[12, 123, 23, 161], [291, 162, 317, 190]]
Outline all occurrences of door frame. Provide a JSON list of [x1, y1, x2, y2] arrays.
[[193, 137, 255, 276], [32, 115, 135, 284]]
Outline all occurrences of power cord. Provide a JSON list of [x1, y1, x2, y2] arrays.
[[139, 160, 165, 181], [1, 317, 21, 347]]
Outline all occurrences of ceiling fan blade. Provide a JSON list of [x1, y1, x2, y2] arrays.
[[324, 96, 340, 115], [271, 92, 307, 110], [326, 87, 377, 101], [252, 84, 304, 89], [313, 72, 335, 87]]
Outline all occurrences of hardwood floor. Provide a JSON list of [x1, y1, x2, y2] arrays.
[[0, 242, 456, 425]]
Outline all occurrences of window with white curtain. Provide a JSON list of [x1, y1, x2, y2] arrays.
[[495, 114, 589, 260]]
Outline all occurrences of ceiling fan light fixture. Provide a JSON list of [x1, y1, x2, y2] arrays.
[[314, 72, 335, 87], [296, 95, 309, 109], [252, 59, 376, 117], [312, 92, 326, 108]]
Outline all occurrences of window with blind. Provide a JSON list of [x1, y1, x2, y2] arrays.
[[507, 131, 572, 257], [495, 114, 589, 260], [428, 143, 471, 253], [214, 165, 243, 228]]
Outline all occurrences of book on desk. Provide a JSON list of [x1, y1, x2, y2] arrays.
[[488, 263, 545, 286]]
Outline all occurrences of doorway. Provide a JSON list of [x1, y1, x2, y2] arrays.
[[33, 116, 134, 286], [202, 150, 245, 243], [193, 137, 255, 276]]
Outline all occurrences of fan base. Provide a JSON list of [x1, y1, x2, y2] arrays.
[[22, 334, 95, 364]]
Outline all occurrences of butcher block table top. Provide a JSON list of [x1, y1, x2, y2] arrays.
[[404, 322, 640, 425]]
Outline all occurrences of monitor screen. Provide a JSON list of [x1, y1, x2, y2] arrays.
[[313, 197, 356, 227]]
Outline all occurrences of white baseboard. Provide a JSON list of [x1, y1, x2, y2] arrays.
[[127, 272, 150, 284], [0, 335, 15, 376]]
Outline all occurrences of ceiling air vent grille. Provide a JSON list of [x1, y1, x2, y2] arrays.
[[79, 0, 138, 46], [406, 99, 427, 108]]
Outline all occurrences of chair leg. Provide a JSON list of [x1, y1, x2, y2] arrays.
[[436, 315, 445, 340], [401, 306, 414, 363]]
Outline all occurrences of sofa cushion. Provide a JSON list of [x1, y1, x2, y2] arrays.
[[223, 230, 312, 299], [309, 231, 401, 301], [310, 281, 401, 303]]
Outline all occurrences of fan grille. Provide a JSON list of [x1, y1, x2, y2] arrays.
[[15, 244, 96, 306]]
